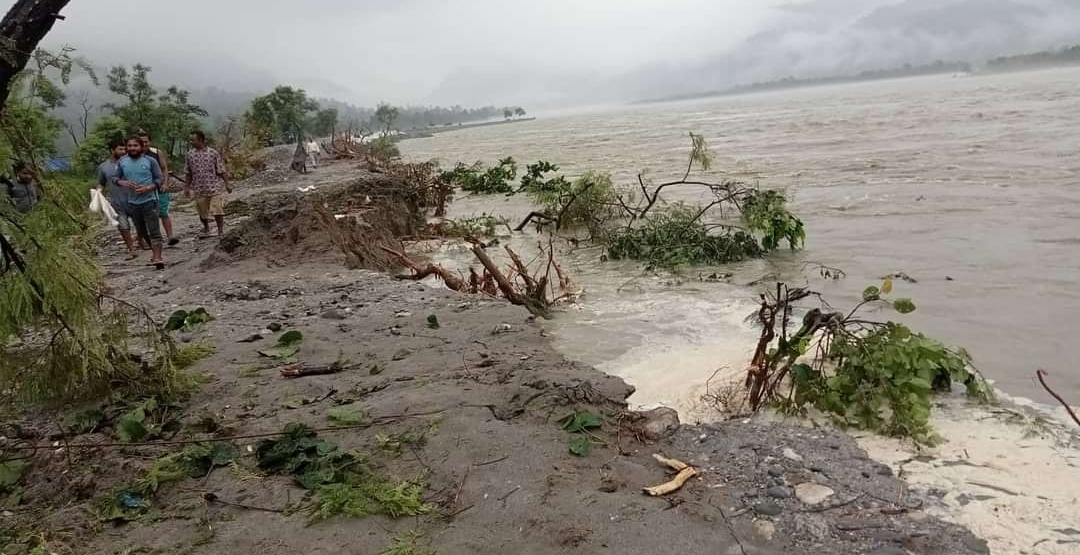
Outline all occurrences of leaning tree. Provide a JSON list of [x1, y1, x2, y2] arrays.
[[0, 0, 185, 403]]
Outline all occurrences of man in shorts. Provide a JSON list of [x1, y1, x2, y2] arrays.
[[185, 129, 230, 237], [97, 140, 138, 259], [137, 130, 179, 245], [117, 135, 166, 269]]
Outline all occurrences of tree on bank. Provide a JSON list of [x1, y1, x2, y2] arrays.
[[244, 85, 319, 145], [514, 107, 526, 118], [0, 0, 184, 402], [374, 102, 399, 135]]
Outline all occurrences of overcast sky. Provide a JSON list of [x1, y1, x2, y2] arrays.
[[33, 0, 1080, 107]]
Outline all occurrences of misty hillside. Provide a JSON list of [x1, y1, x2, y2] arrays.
[[619, 0, 1080, 101], [39, 0, 1080, 109]]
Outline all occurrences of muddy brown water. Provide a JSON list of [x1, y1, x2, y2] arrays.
[[400, 67, 1080, 409]]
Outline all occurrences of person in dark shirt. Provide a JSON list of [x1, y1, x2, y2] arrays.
[[3, 162, 41, 213], [97, 140, 138, 258]]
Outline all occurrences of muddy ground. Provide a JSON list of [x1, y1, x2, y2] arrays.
[[2, 153, 990, 555]]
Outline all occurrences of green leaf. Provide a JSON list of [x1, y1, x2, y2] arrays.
[[0, 460, 28, 491], [117, 416, 149, 443], [327, 407, 368, 426], [907, 377, 933, 392], [258, 344, 302, 359], [862, 286, 881, 302], [66, 409, 105, 434], [165, 310, 189, 331], [426, 315, 440, 329], [568, 436, 592, 457], [208, 443, 240, 467], [893, 298, 917, 314], [558, 411, 603, 433], [183, 307, 214, 330], [259, 330, 305, 359], [881, 278, 893, 295], [278, 330, 303, 345]]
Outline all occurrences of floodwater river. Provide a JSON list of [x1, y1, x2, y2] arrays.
[[401, 68, 1080, 554], [401, 67, 1080, 411]]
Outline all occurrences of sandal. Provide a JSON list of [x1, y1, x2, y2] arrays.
[[154, 262, 166, 271], [167, 237, 180, 246]]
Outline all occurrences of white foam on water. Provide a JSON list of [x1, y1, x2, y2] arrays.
[[854, 398, 1080, 555]]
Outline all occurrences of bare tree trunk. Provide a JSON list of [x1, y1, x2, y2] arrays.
[[0, 0, 72, 113]]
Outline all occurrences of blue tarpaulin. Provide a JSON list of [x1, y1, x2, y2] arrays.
[[45, 157, 71, 171]]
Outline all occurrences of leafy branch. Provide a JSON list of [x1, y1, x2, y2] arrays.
[[738, 280, 991, 444]]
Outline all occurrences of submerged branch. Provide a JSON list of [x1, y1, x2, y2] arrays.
[[1036, 369, 1080, 428]]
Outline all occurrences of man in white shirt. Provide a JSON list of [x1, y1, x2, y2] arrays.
[[305, 138, 322, 169]]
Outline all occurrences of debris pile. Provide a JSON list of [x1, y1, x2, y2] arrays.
[[205, 173, 427, 271]]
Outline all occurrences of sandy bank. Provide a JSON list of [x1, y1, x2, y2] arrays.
[[1, 157, 990, 555]]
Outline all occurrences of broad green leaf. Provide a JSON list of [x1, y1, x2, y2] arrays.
[[893, 298, 916, 314], [327, 407, 368, 426], [66, 409, 105, 434], [862, 286, 881, 302], [568, 436, 592, 457], [0, 460, 28, 491], [259, 330, 305, 359], [881, 278, 893, 295], [208, 443, 240, 467], [183, 307, 215, 330], [165, 310, 188, 331], [558, 411, 603, 433], [258, 345, 301, 359], [278, 330, 303, 345], [117, 416, 149, 442], [907, 377, 933, 392]]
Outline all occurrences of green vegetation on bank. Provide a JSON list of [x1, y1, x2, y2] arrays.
[[442, 133, 803, 269], [740, 282, 991, 444], [432, 132, 987, 444]]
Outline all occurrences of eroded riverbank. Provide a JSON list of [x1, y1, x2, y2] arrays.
[[0, 155, 990, 555]]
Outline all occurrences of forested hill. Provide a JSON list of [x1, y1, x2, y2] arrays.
[[985, 44, 1080, 72]]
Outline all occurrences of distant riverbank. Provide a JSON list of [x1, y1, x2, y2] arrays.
[[400, 117, 536, 139], [636, 56, 1080, 105]]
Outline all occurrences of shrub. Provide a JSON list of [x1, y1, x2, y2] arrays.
[[438, 157, 517, 194]]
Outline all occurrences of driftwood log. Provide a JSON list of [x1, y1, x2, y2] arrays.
[[380, 246, 469, 292], [379, 244, 552, 319], [643, 454, 698, 496]]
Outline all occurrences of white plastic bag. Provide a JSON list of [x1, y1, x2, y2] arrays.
[[89, 189, 119, 228]]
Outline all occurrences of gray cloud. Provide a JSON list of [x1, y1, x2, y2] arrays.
[[33, 0, 1080, 108]]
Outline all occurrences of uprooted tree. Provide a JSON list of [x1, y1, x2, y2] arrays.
[[380, 238, 580, 319], [733, 279, 991, 443], [458, 134, 805, 270], [0, 0, 186, 403], [373, 133, 805, 318]]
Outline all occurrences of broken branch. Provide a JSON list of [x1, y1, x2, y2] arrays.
[[644, 467, 698, 496], [1036, 369, 1080, 428]]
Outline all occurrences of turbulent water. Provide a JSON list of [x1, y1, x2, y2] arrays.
[[400, 67, 1080, 409]]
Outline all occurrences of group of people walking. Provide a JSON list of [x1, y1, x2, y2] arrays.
[[95, 130, 230, 269], [1, 129, 231, 272]]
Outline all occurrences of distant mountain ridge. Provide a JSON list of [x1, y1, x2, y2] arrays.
[[615, 0, 1080, 102]]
